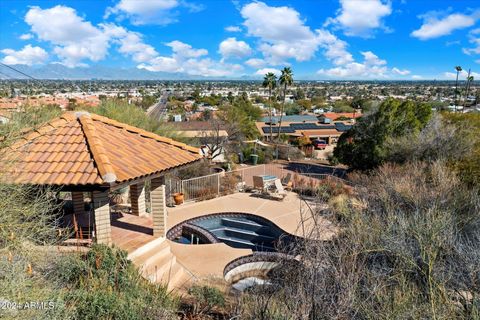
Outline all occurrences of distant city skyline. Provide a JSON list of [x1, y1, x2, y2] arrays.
[[1, 0, 480, 80]]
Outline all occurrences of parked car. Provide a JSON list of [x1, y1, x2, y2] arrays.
[[312, 139, 328, 150]]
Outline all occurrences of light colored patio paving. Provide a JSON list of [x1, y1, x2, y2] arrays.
[[166, 192, 335, 279], [112, 191, 336, 280], [168, 191, 334, 239], [169, 241, 252, 278]]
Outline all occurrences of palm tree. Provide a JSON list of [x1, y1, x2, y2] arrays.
[[454, 66, 462, 112], [464, 72, 474, 109], [262, 72, 277, 141], [277, 67, 294, 142]]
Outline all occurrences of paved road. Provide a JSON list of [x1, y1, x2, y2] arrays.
[[146, 92, 169, 121]]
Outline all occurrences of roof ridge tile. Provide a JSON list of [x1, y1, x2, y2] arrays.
[[78, 114, 117, 184]]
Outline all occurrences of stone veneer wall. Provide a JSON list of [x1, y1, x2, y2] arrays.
[[130, 182, 147, 217], [93, 190, 111, 245], [151, 177, 167, 237]]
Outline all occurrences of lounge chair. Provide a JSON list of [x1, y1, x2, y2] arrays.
[[271, 179, 287, 200], [281, 173, 293, 191]]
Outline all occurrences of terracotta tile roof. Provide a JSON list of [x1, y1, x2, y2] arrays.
[[2, 112, 202, 187], [290, 129, 342, 137], [321, 112, 362, 121]]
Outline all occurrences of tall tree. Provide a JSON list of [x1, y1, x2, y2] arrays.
[[334, 98, 432, 170], [262, 72, 277, 141], [464, 71, 474, 109], [277, 67, 294, 150], [454, 66, 462, 112]]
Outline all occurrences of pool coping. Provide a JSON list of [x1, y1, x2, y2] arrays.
[[166, 212, 302, 250]]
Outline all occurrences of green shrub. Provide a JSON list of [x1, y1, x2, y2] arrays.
[[0, 106, 178, 320], [188, 285, 225, 315], [59, 245, 178, 320], [242, 145, 274, 164], [52, 253, 88, 285], [85, 244, 132, 289], [90, 99, 184, 141]]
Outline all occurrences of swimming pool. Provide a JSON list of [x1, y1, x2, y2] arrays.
[[168, 213, 295, 252]]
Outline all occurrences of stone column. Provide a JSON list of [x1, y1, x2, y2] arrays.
[[151, 177, 167, 237], [130, 182, 147, 216], [72, 191, 84, 215], [93, 190, 111, 245]]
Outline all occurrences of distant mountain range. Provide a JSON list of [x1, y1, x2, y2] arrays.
[[0, 64, 447, 82], [0, 64, 260, 81]]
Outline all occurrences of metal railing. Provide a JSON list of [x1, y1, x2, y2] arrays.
[[181, 172, 220, 201], [165, 164, 349, 203]]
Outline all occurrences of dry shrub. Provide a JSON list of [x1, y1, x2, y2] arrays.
[[220, 173, 241, 195], [293, 175, 352, 200], [196, 186, 218, 201], [235, 161, 480, 319]]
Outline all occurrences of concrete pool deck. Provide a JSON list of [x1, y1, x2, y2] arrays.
[[166, 192, 335, 279], [112, 191, 336, 280], [168, 192, 333, 238]]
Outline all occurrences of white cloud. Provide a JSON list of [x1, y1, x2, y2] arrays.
[[225, 26, 241, 32], [105, 0, 179, 25], [327, 0, 392, 37], [411, 12, 477, 40], [411, 75, 423, 80], [19, 33, 33, 40], [318, 50, 388, 78], [316, 29, 353, 65], [444, 69, 480, 79], [245, 58, 266, 68], [255, 68, 281, 76], [392, 67, 411, 75], [138, 41, 241, 77], [463, 28, 480, 55], [25, 5, 110, 67], [139, 56, 181, 73], [166, 40, 208, 58], [240, 1, 320, 64], [241, 2, 313, 42], [314, 31, 410, 79], [361, 51, 386, 65], [102, 24, 158, 63], [239, 0, 392, 76], [238, 3, 401, 80], [105, 0, 202, 25], [219, 37, 252, 59], [1, 45, 48, 65], [18, 4, 243, 77]]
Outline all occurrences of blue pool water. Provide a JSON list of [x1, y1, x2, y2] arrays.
[[173, 215, 291, 251]]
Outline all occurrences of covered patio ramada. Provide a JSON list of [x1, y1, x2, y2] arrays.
[[2, 111, 203, 248]]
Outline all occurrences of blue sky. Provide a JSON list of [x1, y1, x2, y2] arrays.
[[1, 0, 480, 79]]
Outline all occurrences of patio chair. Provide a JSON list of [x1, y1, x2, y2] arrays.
[[281, 173, 293, 191], [253, 175, 266, 192], [271, 179, 287, 200]]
